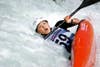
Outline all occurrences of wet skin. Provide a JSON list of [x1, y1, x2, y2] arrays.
[[37, 20, 51, 35]]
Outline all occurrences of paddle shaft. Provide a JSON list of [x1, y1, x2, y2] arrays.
[[70, 0, 100, 16]]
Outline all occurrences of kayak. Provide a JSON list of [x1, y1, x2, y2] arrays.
[[45, 19, 96, 67], [72, 19, 96, 67]]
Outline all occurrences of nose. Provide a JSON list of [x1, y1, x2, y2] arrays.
[[42, 25, 45, 29], [43, 24, 48, 28]]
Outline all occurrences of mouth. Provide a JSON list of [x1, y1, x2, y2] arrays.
[[45, 28, 48, 31], [44, 28, 50, 34]]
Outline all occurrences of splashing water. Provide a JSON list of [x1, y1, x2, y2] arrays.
[[0, 0, 100, 67]]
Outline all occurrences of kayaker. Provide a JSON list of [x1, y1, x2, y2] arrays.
[[33, 16, 80, 59]]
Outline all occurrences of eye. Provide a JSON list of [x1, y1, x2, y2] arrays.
[[43, 22, 46, 24], [38, 25, 42, 28]]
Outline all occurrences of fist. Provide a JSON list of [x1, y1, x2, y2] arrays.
[[71, 18, 80, 24], [64, 16, 71, 23]]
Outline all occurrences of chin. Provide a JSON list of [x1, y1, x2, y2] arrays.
[[45, 32, 49, 34], [45, 31, 50, 34]]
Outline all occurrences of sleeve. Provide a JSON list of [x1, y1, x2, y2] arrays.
[[55, 20, 77, 29]]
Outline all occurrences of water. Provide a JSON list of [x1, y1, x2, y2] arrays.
[[0, 0, 100, 67]]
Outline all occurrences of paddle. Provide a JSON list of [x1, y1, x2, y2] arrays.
[[44, 0, 100, 39], [70, 0, 100, 16]]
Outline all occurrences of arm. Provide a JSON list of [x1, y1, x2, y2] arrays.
[[55, 16, 80, 29], [55, 20, 77, 29]]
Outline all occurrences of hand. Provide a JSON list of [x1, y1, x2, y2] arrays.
[[64, 16, 71, 23], [71, 18, 80, 24], [64, 16, 80, 24]]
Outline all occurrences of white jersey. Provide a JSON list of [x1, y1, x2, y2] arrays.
[[46, 28, 75, 53]]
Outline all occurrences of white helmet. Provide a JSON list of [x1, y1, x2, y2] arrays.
[[33, 17, 48, 32]]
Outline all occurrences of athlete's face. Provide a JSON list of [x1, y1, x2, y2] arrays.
[[37, 20, 51, 35]]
